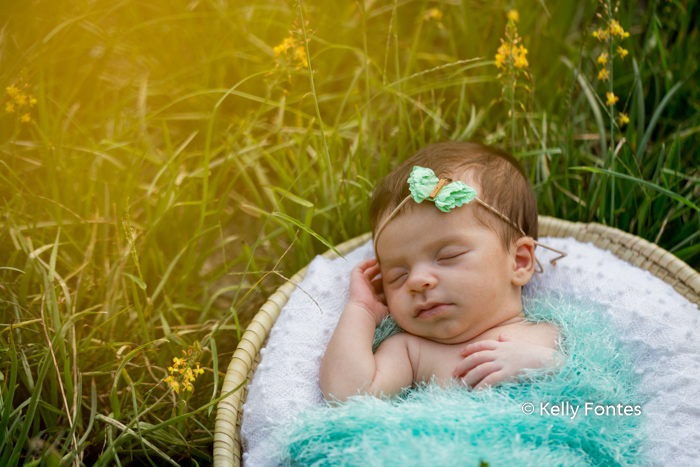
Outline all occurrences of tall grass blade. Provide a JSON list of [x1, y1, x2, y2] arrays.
[[572, 166, 699, 211]]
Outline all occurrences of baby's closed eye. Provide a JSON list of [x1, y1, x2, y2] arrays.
[[437, 250, 468, 262], [386, 270, 408, 284]]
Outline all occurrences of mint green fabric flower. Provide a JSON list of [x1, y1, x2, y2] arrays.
[[407, 166, 477, 212]]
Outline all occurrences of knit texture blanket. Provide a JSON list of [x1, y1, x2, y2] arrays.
[[273, 292, 647, 466], [240, 238, 700, 466]]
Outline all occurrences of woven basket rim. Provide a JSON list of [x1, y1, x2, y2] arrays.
[[213, 215, 700, 467]]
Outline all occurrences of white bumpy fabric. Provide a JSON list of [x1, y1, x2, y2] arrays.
[[240, 237, 700, 466]]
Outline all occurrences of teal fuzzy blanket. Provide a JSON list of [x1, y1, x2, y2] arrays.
[[273, 293, 648, 466]]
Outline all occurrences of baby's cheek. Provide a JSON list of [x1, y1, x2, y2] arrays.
[[384, 292, 401, 314]]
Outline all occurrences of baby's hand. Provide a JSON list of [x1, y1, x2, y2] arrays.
[[348, 258, 389, 325], [453, 334, 560, 390]]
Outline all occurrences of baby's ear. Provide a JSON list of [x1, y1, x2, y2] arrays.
[[511, 236, 535, 286]]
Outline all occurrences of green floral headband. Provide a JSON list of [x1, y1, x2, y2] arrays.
[[408, 166, 477, 212], [373, 166, 566, 273]]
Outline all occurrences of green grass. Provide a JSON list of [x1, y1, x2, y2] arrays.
[[1, 0, 699, 465]]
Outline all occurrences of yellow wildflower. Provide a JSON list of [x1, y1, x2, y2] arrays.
[[598, 68, 610, 81], [592, 28, 607, 41], [495, 54, 505, 69], [606, 92, 619, 106], [15, 94, 27, 107], [617, 46, 628, 60], [21, 113, 31, 123], [294, 46, 308, 68], [507, 10, 520, 22], [597, 51, 608, 66], [424, 8, 443, 21], [273, 37, 295, 57], [164, 376, 180, 393], [5, 102, 14, 113], [29, 96, 37, 106], [495, 40, 528, 70], [610, 19, 625, 37], [513, 45, 528, 68], [6, 86, 19, 98], [495, 42, 510, 70], [165, 344, 206, 397], [619, 112, 629, 126]]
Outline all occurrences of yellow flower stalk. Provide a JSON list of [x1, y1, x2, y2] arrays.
[[495, 13, 531, 152], [273, 34, 309, 69], [164, 342, 206, 397], [5, 80, 38, 123], [606, 92, 619, 106]]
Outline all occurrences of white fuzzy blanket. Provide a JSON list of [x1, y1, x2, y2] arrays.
[[240, 237, 700, 466]]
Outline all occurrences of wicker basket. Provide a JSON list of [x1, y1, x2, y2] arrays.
[[213, 216, 700, 467]]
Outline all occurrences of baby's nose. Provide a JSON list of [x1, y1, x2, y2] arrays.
[[408, 270, 437, 293]]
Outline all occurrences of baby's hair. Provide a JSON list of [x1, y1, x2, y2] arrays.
[[370, 141, 538, 250]]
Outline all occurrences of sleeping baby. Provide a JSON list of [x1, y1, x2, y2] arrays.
[[320, 141, 566, 400]]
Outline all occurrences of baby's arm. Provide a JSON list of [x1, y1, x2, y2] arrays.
[[319, 259, 413, 401], [453, 323, 562, 390]]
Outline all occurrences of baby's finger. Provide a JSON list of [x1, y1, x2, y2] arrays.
[[473, 370, 507, 391], [365, 263, 382, 280], [370, 274, 385, 295], [459, 362, 499, 388], [355, 258, 378, 273], [498, 333, 517, 343], [460, 340, 499, 357], [453, 351, 494, 377]]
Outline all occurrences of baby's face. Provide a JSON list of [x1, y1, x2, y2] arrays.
[[375, 184, 523, 344]]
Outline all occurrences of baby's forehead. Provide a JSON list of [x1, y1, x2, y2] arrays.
[[377, 208, 483, 262]]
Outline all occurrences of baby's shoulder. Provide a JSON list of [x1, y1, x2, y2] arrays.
[[379, 332, 449, 364], [380, 331, 425, 354]]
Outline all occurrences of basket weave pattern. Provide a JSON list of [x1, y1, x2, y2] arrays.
[[213, 217, 700, 467]]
